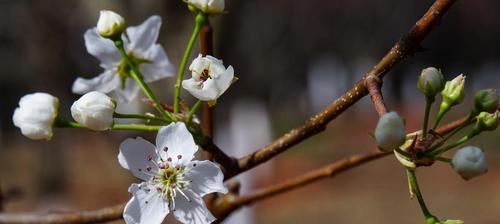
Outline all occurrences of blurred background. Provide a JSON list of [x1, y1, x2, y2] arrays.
[[1, 0, 500, 223]]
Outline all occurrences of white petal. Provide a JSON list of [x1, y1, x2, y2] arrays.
[[213, 66, 234, 97], [185, 161, 227, 197], [173, 190, 215, 224], [140, 44, 175, 82], [126, 15, 162, 54], [72, 70, 119, 95], [84, 28, 121, 69], [118, 137, 159, 181], [109, 78, 141, 103], [156, 123, 198, 166], [182, 78, 218, 101], [124, 183, 169, 224]]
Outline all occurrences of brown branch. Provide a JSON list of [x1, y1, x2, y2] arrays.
[[365, 75, 388, 116], [0, 115, 470, 224], [0, 204, 124, 224], [228, 0, 457, 180]]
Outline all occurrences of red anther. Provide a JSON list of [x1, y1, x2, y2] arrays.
[[163, 146, 168, 152], [177, 155, 182, 159], [147, 154, 153, 161], [167, 157, 172, 162]]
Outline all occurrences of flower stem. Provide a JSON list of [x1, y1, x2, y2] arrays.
[[113, 39, 175, 121], [434, 156, 452, 164], [432, 104, 450, 130], [422, 96, 434, 136], [173, 12, 207, 114], [55, 117, 161, 131], [113, 112, 171, 123], [186, 100, 203, 122], [439, 113, 473, 144], [429, 132, 477, 157], [406, 169, 439, 223]]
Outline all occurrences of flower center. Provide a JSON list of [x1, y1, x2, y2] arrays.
[[144, 156, 190, 205], [116, 51, 152, 89]]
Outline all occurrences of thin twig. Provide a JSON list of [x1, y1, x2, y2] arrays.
[[365, 75, 388, 116], [0, 204, 124, 224], [228, 0, 457, 180]]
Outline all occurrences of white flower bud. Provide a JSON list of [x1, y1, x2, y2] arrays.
[[417, 67, 444, 97], [184, 0, 225, 14], [96, 10, 125, 39], [71, 91, 116, 131], [452, 146, 487, 180], [13, 93, 59, 140], [374, 112, 406, 152], [441, 74, 466, 107]]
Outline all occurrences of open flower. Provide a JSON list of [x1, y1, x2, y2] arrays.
[[119, 122, 227, 224], [13, 92, 59, 140], [182, 54, 234, 102], [71, 91, 116, 131], [72, 14, 174, 103]]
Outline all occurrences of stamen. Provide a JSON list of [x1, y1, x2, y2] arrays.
[[147, 154, 153, 161], [146, 166, 152, 172], [167, 157, 172, 162], [163, 146, 168, 152], [177, 155, 182, 160]]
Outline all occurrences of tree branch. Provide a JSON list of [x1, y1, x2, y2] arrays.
[[365, 75, 388, 116], [228, 0, 457, 180]]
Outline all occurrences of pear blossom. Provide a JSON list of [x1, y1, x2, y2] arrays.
[[72, 15, 175, 103], [71, 91, 116, 131], [417, 67, 444, 97], [119, 122, 227, 224], [13, 92, 59, 140], [452, 146, 487, 180], [96, 10, 125, 39], [182, 54, 234, 102], [184, 0, 225, 14]]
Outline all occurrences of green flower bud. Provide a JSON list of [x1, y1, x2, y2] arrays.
[[473, 88, 498, 114], [441, 74, 466, 107], [418, 67, 444, 97], [475, 111, 499, 132]]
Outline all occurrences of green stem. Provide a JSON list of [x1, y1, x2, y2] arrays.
[[422, 96, 434, 136], [440, 113, 474, 144], [186, 100, 203, 122], [173, 12, 207, 114], [55, 117, 161, 131], [429, 131, 479, 156], [406, 169, 439, 223], [113, 39, 175, 121], [432, 103, 450, 130], [434, 156, 452, 164], [113, 112, 170, 123]]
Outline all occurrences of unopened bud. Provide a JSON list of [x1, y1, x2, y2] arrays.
[[97, 10, 125, 40], [417, 67, 444, 97], [474, 111, 499, 132], [473, 89, 498, 115], [374, 112, 406, 152], [441, 74, 466, 107], [452, 146, 487, 180]]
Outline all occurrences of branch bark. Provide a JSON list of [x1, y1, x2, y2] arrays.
[[365, 75, 388, 116], [228, 0, 457, 180]]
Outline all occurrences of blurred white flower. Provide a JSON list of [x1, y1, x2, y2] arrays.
[[374, 111, 406, 151], [119, 122, 227, 224], [72, 15, 174, 103], [13, 92, 59, 140], [182, 54, 234, 102], [71, 91, 116, 131], [452, 146, 487, 180], [96, 10, 125, 39], [184, 0, 225, 14]]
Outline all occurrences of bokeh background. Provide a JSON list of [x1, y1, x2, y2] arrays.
[[1, 0, 500, 223]]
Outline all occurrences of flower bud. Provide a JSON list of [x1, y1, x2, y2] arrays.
[[473, 88, 498, 114], [417, 67, 444, 97], [441, 74, 466, 107], [442, 220, 464, 224], [474, 111, 499, 132], [452, 146, 487, 180], [13, 93, 59, 140], [96, 10, 125, 39], [374, 112, 406, 152], [71, 91, 116, 131], [184, 0, 225, 14]]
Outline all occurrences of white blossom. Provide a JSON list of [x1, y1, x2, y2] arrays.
[[71, 91, 116, 131], [182, 54, 234, 102], [119, 122, 227, 224], [452, 146, 487, 180], [374, 111, 406, 151], [96, 10, 125, 38], [12, 92, 59, 140], [72, 15, 175, 103], [184, 0, 225, 14]]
